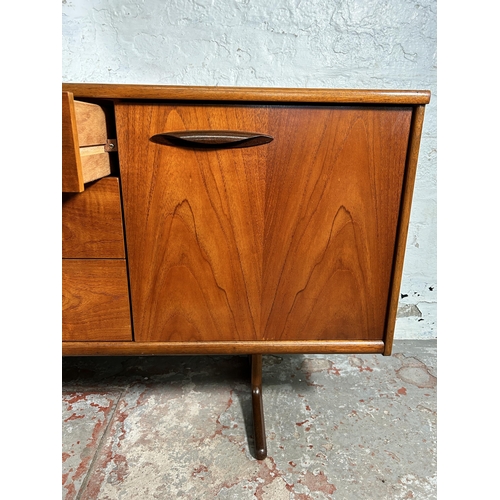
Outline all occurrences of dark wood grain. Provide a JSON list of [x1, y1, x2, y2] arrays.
[[116, 103, 411, 343], [150, 130, 273, 148], [62, 83, 431, 104], [62, 177, 125, 258], [62, 259, 132, 341], [251, 354, 267, 460]]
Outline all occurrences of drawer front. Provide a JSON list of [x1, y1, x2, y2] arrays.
[[62, 92, 111, 192], [62, 177, 125, 258], [116, 103, 412, 343], [62, 259, 132, 341]]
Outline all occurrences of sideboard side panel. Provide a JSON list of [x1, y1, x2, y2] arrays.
[[383, 105, 427, 355]]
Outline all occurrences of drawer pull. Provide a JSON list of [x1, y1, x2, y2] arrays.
[[150, 130, 273, 149]]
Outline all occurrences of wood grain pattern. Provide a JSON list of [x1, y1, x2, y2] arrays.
[[62, 93, 112, 192], [75, 100, 112, 182], [383, 105, 427, 356], [62, 177, 125, 258], [262, 106, 411, 342], [63, 83, 431, 105], [62, 259, 132, 341], [62, 91, 84, 192], [116, 103, 412, 343], [62, 340, 384, 356], [80, 151, 111, 184], [117, 104, 267, 342], [73, 100, 108, 146]]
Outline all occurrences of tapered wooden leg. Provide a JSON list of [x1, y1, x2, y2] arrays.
[[251, 354, 267, 460]]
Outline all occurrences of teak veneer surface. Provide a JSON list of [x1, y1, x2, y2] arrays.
[[62, 83, 431, 104], [61, 84, 430, 463], [62, 340, 384, 356], [62, 259, 132, 341], [116, 103, 412, 344], [383, 105, 427, 355], [62, 83, 430, 355], [62, 177, 125, 259]]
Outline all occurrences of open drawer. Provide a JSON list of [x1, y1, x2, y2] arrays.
[[62, 91, 115, 192]]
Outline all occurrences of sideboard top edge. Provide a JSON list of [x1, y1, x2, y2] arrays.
[[62, 83, 431, 105]]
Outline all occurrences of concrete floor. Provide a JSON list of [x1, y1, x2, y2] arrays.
[[62, 340, 436, 499]]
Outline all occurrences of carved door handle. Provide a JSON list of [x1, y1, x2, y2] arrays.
[[150, 130, 273, 149]]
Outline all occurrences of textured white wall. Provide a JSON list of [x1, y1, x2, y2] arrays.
[[62, 0, 437, 339]]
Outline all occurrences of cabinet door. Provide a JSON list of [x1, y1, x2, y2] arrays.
[[116, 103, 411, 343]]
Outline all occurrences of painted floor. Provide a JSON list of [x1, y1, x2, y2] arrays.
[[62, 340, 436, 499]]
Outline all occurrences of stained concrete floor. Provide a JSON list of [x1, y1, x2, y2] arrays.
[[62, 340, 436, 499]]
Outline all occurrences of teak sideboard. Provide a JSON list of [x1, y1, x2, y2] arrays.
[[62, 83, 430, 459]]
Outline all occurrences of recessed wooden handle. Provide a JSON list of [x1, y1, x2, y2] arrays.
[[150, 130, 273, 149]]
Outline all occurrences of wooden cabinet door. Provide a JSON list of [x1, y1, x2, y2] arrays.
[[115, 103, 412, 343]]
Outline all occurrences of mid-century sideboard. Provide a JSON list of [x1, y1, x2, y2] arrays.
[[62, 84, 430, 459]]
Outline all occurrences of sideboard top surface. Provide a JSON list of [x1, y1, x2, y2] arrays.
[[62, 83, 431, 105]]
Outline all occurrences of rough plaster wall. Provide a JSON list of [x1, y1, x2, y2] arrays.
[[62, 0, 437, 339]]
